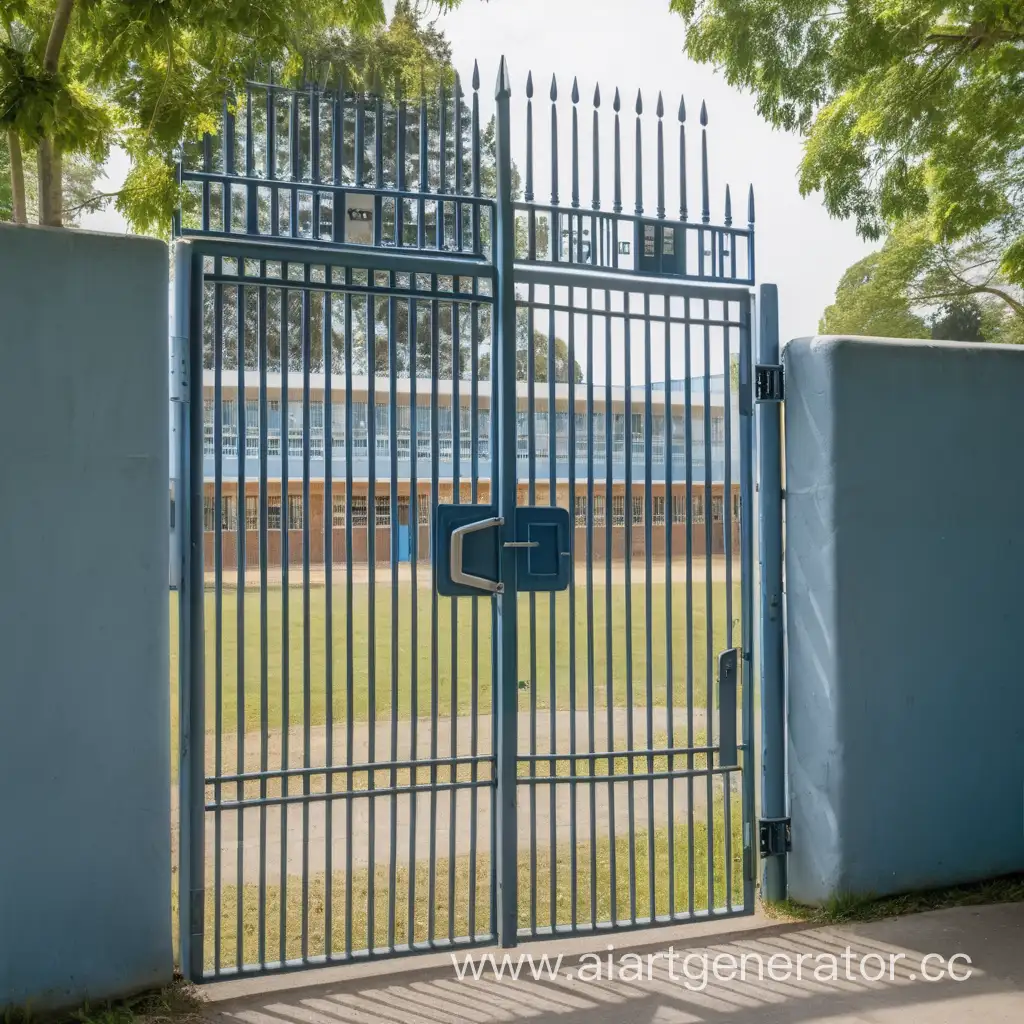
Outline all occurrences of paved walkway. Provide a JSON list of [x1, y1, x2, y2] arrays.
[[172, 707, 748, 883], [201, 902, 1024, 1022]]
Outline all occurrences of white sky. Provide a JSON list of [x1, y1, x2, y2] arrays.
[[81, 0, 871, 345]]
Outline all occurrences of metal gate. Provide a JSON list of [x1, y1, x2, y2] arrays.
[[174, 56, 765, 979]]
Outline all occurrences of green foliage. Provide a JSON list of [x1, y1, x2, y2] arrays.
[[821, 217, 1024, 342], [0, 0, 462, 230], [670, 0, 1024, 289]]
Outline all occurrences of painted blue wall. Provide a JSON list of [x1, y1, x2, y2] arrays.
[[784, 335, 1024, 904], [0, 226, 172, 1008]]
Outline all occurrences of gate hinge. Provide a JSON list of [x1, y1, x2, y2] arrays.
[[171, 334, 189, 403], [755, 364, 784, 403], [759, 817, 792, 857]]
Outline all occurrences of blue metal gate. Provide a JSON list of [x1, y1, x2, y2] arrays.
[[174, 57, 768, 979]]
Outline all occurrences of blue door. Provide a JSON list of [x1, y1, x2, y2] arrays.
[[397, 497, 411, 562]]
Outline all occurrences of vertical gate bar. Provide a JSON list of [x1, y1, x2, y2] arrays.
[[236, 279, 247, 971], [747, 188, 756, 284], [546, 290, 556, 931], [246, 88, 257, 235], [323, 290, 334, 957], [407, 292, 419, 946], [612, 91, 621, 267], [656, 93, 665, 220], [567, 291, 578, 932], [201, 132, 211, 233], [550, 76, 559, 263], [683, 297, 695, 917], [699, 103, 709, 280], [494, 58, 520, 947], [623, 292, 636, 925], [454, 75, 464, 248], [418, 91, 428, 250], [333, 82, 344, 244], [373, 85, 384, 246], [643, 293, 655, 922], [366, 285, 378, 951], [344, 283, 355, 957], [290, 95, 300, 240], [436, 80, 444, 247], [592, 86, 600, 270], [526, 74, 535, 259], [469, 286, 480, 938], [634, 91, 643, 218], [722, 306, 734, 911], [571, 79, 580, 216], [471, 67, 482, 256], [449, 285, 462, 943], [213, 272, 223, 973], [388, 282, 400, 951], [702, 300, 715, 912], [527, 283, 537, 935], [603, 292, 616, 920], [176, 243, 204, 980], [679, 97, 687, 274], [758, 283, 787, 902], [585, 290, 597, 928], [354, 90, 365, 189], [664, 301, 675, 918], [396, 94, 406, 247], [258, 275, 269, 968], [279, 272, 291, 964], [739, 294, 756, 910], [301, 282, 313, 961], [428, 276, 440, 942], [267, 89, 278, 235], [311, 86, 321, 239], [223, 99, 234, 232]]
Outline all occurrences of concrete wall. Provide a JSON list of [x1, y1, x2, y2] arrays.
[[784, 335, 1024, 905], [0, 226, 171, 1008]]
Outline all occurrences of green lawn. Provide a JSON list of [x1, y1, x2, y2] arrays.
[[170, 579, 741, 737], [179, 806, 745, 971]]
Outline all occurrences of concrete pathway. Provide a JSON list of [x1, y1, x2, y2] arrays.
[[202, 902, 1024, 1022], [172, 707, 751, 883]]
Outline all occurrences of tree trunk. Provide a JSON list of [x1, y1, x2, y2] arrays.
[[37, 138, 63, 226], [6, 129, 27, 224]]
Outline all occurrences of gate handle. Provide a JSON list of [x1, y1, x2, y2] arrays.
[[451, 516, 504, 594]]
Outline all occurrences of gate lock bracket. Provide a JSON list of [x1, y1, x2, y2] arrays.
[[759, 817, 792, 858], [435, 504, 572, 597], [755, 364, 784, 403]]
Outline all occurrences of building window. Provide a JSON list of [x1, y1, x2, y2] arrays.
[[268, 497, 282, 530], [574, 494, 587, 527], [375, 495, 391, 528], [652, 495, 666, 525], [310, 401, 324, 459], [711, 413, 725, 444], [222, 400, 238, 457], [267, 400, 281, 457], [333, 494, 345, 527], [693, 494, 705, 524], [246, 494, 258, 531], [733, 493, 741, 521], [612, 495, 625, 526], [203, 495, 215, 532], [712, 495, 724, 523], [632, 494, 643, 525], [245, 399, 259, 457], [332, 403, 345, 455], [593, 494, 605, 526], [203, 495, 237, 530], [287, 494, 304, 530], [287, 404, 303, 458], [203, 399, 215, 456], [477, 410, 490, 460], [351, 496, 368, 526], [671, 494, 686, 524], [418, 493, 430, 525]]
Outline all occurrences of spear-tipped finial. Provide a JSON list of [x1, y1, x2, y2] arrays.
[[748, 184, 755, 225], [572, 77, 579, 104], [495, 56, 511, 99], [724, 184, 732, 225], [700, 100, 708, 126], [678, 95, 686, 122], [454, 71, 463, 99], [550, 73, 558, 101], [656, 92, 664, 118], [613, 87, 621, 112], [526, 70, 534, 98], [635, 89, 643, 115], [472, 60, 480, 91], [593, 83, 601, 107]]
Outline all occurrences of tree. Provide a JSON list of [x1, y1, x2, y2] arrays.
[[819, 216, 1024, 343], [0, 0, 461, 229], [930, 300, 985, 343], [670, 0, 1024, 301]]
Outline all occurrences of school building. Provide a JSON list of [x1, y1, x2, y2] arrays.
[[199, 373, 741, 570]]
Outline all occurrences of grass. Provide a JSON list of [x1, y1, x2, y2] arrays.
[[178, 803, 745, 973], [2, 980, 205, 1024], [765, 874, 1024, 926], [170, 577, 741, 740]]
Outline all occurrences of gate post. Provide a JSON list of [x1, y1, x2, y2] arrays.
[[493, 56, 520, 948], [757, 283, 788, 902]]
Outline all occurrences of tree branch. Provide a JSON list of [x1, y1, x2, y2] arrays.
[[38, 0, 76, 226], [43, 0, 75, 73]]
